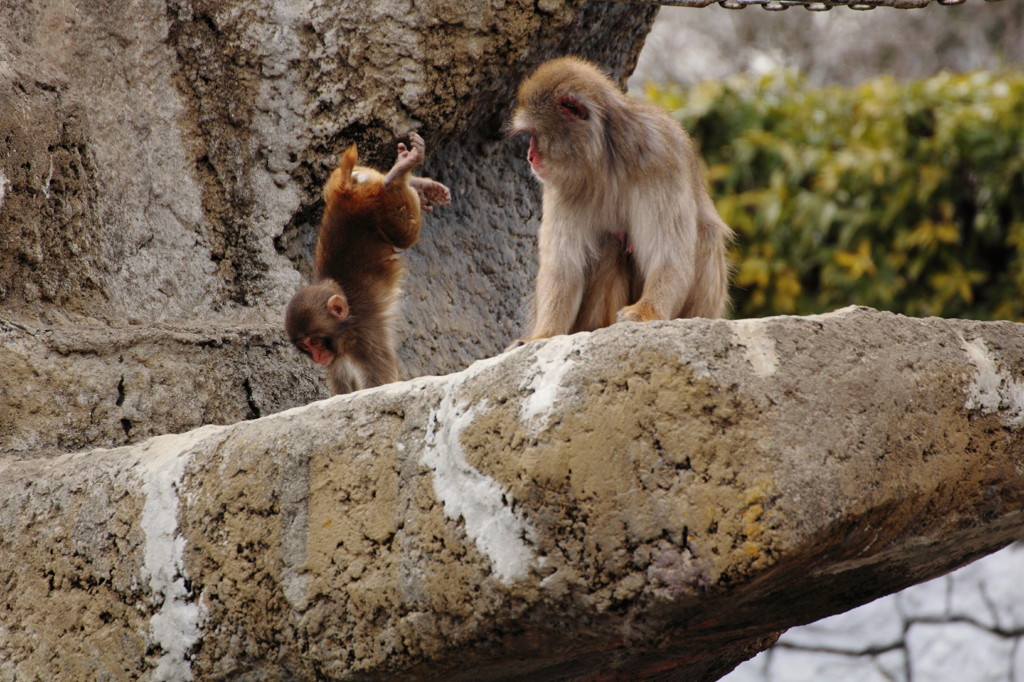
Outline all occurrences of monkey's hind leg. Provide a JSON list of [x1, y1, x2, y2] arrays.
[[409, 176, 451, 211], [617, 266, 687, 323], [383, 132, 426, 188]]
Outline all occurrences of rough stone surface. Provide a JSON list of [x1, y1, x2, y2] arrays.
[[1, 309, 1022, 680], [0, 0, 657, 455], [0, 29, 105, 316]]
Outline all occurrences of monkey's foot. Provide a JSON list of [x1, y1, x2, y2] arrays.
[[504, 335, 548, 352], [384, 132, 426, 186], [504, 340, 525, 352], [410, 177, 451, 211], [617, 302, 661, 323]]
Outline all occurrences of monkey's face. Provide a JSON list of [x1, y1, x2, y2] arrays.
[[284, 280, 350, 367], [512, 94, 594, 171], [295, 336, 335, 366], [511, 58, 608, 183]]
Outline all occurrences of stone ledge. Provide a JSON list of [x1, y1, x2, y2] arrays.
[[0, 318, 325, 456], [1, 307, 1022, 680]]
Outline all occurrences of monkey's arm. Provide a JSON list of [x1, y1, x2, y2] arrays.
[[353, 336, 400, 389], [519, 218, 587, 343], [327, 361, 361, 396]]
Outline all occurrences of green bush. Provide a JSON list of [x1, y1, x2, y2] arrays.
[[644, 71, 1024, 321]]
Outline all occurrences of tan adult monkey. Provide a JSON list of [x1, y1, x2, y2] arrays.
[[509, 57, 733, 344]]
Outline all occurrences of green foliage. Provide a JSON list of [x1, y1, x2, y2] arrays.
[[644, 71, 1024, 320]]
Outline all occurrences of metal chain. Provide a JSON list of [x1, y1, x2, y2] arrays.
[[648, 0, 1006, 10]]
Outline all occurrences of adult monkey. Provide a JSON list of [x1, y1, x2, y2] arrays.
[[509, 57, 733, 345]]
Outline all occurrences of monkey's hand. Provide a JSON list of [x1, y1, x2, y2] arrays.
[[384, 132, 426, 187], [617, 302, 661, 323], [410, 177, 451, 212]]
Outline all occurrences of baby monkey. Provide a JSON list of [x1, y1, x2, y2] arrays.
[[285, 132, 450, 395], [509, 57, 733, 344]]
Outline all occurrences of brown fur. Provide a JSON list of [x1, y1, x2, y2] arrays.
[[509, 56, 733, 344], [284, 133, 450, 394]]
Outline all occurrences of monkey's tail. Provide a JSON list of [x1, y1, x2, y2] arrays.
[[323, 145, 360, 201], [695, 195, 737, 318]]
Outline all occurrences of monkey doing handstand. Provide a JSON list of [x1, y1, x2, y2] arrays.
[[285, 132, 450, 395], [508, 57, 733, 345]]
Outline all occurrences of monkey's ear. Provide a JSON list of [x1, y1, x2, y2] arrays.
[[557, 95, 589, 121], [326, 294, 350, 321]]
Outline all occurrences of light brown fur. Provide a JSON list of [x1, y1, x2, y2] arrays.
[[509, 56, 733, 344], [284, 133, 450, 395]]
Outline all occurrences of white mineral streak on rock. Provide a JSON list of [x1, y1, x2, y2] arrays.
[[962, 337, 1024, 428], [327, 350, 538, 584], [521, 335, 579, 422], [138, 425, 224, 681], [732, 319, 779, 378], [0, 170, 9, 208], [423, 368, 537, 584]]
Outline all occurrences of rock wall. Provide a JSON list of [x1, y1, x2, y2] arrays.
[[0, 0, 657, 455], [0, 309, 1022, 680]]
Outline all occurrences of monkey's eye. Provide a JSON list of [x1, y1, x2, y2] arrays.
[[557, 95, 589, 121], [294, 337, 324, 356]]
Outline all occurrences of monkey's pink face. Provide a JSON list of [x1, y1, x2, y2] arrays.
[[297, 337, 336, 366], [514, 93, 591, 183], [527, 136, 548, 181]]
